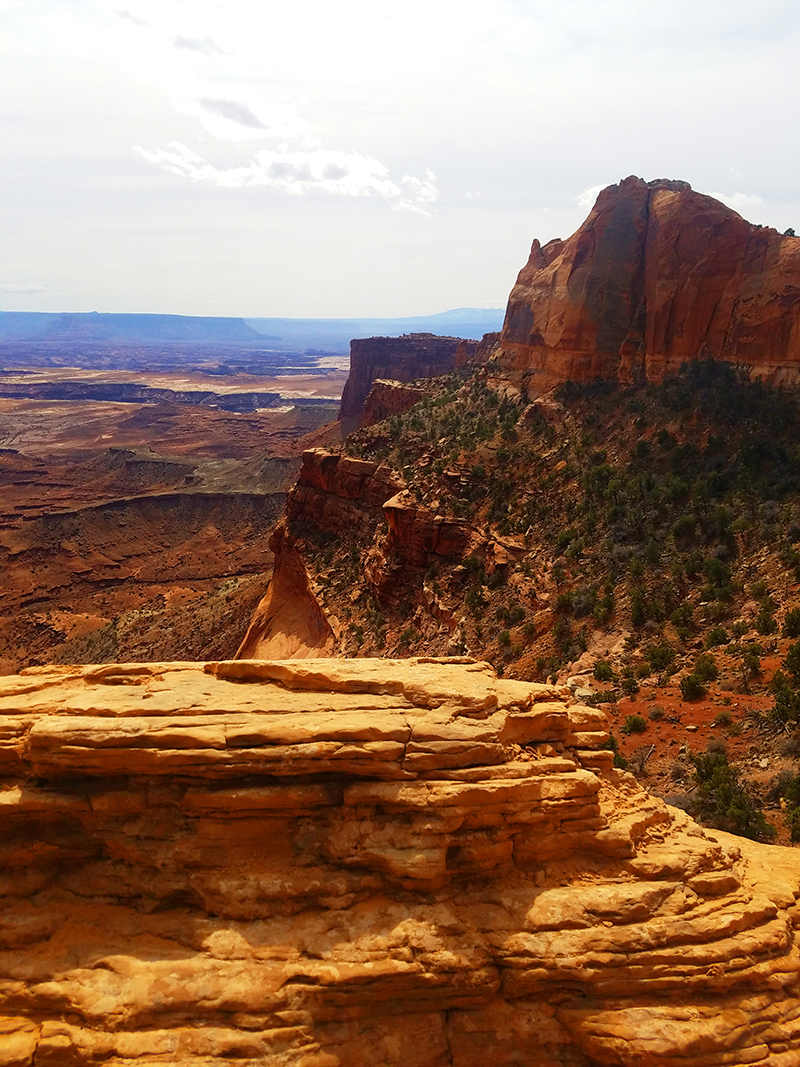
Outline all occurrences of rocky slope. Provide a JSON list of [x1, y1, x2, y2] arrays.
[[494, 176, 800, 394], [245, 359, 800, 844], [2, 656, 800, 1066]]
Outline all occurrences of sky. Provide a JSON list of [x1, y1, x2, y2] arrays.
[[1, 0, 799, 318]]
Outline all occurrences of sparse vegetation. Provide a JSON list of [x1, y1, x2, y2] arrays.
[[681, 674, 707, 701]]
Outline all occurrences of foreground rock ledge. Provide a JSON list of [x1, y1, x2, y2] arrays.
[[1, 658, 799, 1067]]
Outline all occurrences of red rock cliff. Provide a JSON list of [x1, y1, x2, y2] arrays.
[[496, 176, 800, 391], [339, 333, 474, 423]]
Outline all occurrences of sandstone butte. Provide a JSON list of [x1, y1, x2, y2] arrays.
[[494, 176, 800, 393], [2, 656, 800, 1066], [338, 335, 476, 426]]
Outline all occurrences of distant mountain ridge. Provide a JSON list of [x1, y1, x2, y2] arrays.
[[0, 308, 504, 350], [246, 308, 503, 349]]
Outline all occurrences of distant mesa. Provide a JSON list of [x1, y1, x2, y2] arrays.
[[0, 311, 268, 344], [494, 176, 800, 392], [246, 308, 504, 352]]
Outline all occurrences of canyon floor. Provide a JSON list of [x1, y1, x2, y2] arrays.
[[0, 360, 344, 673]]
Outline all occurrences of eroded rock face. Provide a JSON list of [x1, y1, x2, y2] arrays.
[[235, 522, 334, 660], [339, 334, 472, 423], [361, 379, 430, 427], [2, 656, 800, 1065], [496, 176, 800, 392]]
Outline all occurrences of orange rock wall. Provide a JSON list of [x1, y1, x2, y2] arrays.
[[497, 176, 800, 391], [284, 449, 472, 598], [235, 521, 333, 659]]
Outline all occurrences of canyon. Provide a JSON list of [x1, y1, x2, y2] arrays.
[[3, 657, 800, 1066], [7, 181, 800, 1064], [0, 360, 341, 672]]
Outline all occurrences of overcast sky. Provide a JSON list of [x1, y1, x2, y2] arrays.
[[2, 0, 799, 317]]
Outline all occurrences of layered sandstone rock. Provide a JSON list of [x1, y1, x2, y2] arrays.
[[339, 334, 473, 424], [284, 449, 472, 603], [2, 656, 800, 1065], [496, 176, 800, 392]]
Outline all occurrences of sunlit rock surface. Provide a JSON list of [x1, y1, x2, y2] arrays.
[[496, 176, 800, 394], [1, 657, 799, 1065]]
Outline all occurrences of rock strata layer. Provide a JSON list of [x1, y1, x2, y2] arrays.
[[496, 176, 800, 392], [1, 656, 800, 1065]]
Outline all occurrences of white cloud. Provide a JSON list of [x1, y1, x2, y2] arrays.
[[135, 143, 439, 211], [173, 35, 223, 57], [575, 183, 610, 209], [709, 191, 764, 216], [0, 283, 47, 294], [395, 171, 438, 215], [37, 0, 436, 202], [116, 8, 149, 28]]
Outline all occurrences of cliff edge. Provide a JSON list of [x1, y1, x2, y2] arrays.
[[1, 657, 800, 1065]]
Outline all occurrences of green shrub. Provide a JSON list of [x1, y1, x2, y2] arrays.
[[672, 515, 697, 541], [621, 676, 640, 697], [603, 734, 628, 769], [784, 608, 800, 638], [398, 627, 416, 649], [691, 748, 775, 841], [785, 805, 800, 843], [646, 641, 676, 673], [556, 591, 575, 613], [631, 590, 646, 628], [671, 603, 694, 628], [465, 588, 486, 615], [783, 640, 800, 682], [713, 710, 733, 727], [681, 674, 707, 701], [740, 643, 762, 679], [621, 714, 648, 736], [649, 705, 665, 721], [498, 629, 511, 646], [694, 653, 719, 683], [755, 610, 778, 636], [705, 626, 730, 649], [593, 660, 614, 682]]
